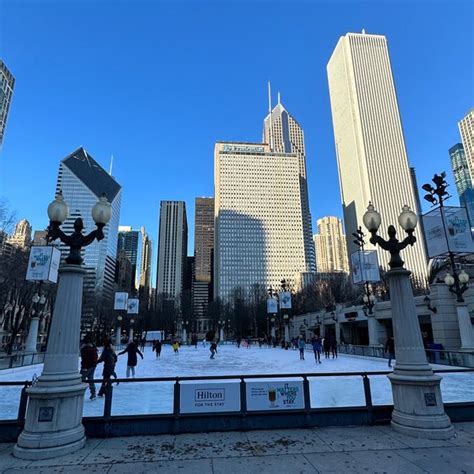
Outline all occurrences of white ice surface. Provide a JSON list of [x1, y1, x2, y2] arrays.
[[0, 344, 472, 419]]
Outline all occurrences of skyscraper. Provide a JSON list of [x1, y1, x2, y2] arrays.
[[449, 143, 474, 225], [0, 60, 15, 147], [156, 201, 188, 299], [459, 108, 474, 182], [214, 142, 306, 301], [193, 197, 214, 331], [327, 31, 428, 279], [7, 219, 32, 250], [117, 226, 140, 290], [313, 216, 349, 274], [139, 227, 152, 295], [263, 93, 316, 273], [55, 147, 122, 324]]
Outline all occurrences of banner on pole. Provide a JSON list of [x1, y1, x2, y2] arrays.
[[267, 298, 278, 314], [279, 292, 292, 309], [423, 206, 474, 257], [127, 298, 139, 314], [114, 292, 128, 310], [351, 250, 380, 284], [26, 246, 61, 283]]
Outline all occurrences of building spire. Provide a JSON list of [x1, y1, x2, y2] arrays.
[[268, 81, 274, 151], [109, 154, 114, 175], [277, 92, 281, 104]]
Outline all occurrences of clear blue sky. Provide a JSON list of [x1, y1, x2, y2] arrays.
[[1, 0, 473, 272]]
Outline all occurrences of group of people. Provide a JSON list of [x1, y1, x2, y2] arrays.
[[80, 336, 144, 400], [294, 334, 337, 362]]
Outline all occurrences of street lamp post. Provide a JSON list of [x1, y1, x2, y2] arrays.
[[14, 192, 112, 459], [182, 320, 189, 344], [363, 202, 453, 439], [129, 318, 135, 341], [25, 286, 47, 354], [218, 320, 224, 342], [270, 317, 276, 339], [283, 314, 289, 343], [423, 173, 474, 350]]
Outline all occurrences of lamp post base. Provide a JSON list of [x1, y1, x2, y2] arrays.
[[13, 379, 86, 459], [388, 372, 453, 440]]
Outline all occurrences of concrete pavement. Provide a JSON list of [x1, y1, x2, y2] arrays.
[[0, 422, 473, 473]]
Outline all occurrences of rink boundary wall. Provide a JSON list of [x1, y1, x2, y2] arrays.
[[1, 368, 473, 441]]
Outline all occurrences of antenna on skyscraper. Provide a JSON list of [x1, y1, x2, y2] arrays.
[[268, 81, 274, 151], [109, 155, 114, 175], [277, 92, 281, 104]]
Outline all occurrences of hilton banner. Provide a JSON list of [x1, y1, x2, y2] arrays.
[[180, 381, 240, 414]]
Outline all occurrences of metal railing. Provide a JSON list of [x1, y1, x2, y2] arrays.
[[0, 353, 45, 370], [337, 344, 474, 368], [3, 368, 473, 425]]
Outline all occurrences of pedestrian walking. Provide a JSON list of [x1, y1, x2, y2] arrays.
[[385, 336, 395, 367], [323, 337, 331, 359], [118, 339, 144, 378], [80, 334, 98, 400], [154, 339, 162, 358], [311, 336, 322, 364], [210, 341, 217, 359], [298, 335, 306, 360], [97, 340, 117, 397], [330, 336, 338, 359]]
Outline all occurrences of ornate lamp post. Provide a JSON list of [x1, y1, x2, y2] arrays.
[[423, 173, 474, 350], [218, 320, 224, 342], [129, 318, 135, 341], [362, 202, 453, 439], [115, 315, 123, 346], [14, 192, 112, 460], [283, 314, 289, 343], [182, 320, 189, 344], [25, 290, 47, 354], [270, 317, 276, 339]]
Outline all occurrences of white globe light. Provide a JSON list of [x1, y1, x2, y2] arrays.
[[91, 194, 112, 225], [459, 270, 469, 284], [444, 273, 455, 286], [47, 193, 69, 223], [362, 202, 381, 232], [398, 205, 418, 231]]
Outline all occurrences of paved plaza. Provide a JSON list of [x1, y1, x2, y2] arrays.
[[0, 422, 473, 473]]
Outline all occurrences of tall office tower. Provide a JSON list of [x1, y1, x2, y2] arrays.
[[0, 60, 15, 147], [7, 219, 32, 249], [55, 147, 122, 324], [193, 197, 214, 332], [263, 93, 316, 273], [449, 143, 474, 224], [116, 249, 133, 291], [156, 201, 188, 299], [139, 227, 152, 294], [117, 226, 139, 291], [313, 216, 349, 274], [214, 142, 307, 301], [459, 108, 474, 181], [327, 31, 428, 278], [32, 230, 48, 246]]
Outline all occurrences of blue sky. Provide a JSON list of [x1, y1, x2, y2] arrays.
[[1, 0, 473, 275]]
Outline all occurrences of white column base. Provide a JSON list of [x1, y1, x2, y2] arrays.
[[388, 372, 453, 440], [14, 379, 86, 459]]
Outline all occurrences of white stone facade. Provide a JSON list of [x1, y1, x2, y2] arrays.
[[327, 32, 428, 281], [459, 108, 474, 184]]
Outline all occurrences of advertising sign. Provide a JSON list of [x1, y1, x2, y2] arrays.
[[180, 381, 240, 414], [114, 292, 128, 310], [267, 298, 278, 314], [423, 206, 474, 257], [246, 380, 305, 411], [127, 298, 139, 314], [279, 292, 292, 309], [351, 250, 380, 284], [26, 246, 61, 283]]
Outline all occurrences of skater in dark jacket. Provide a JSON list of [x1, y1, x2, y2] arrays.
[[154, 340, 162, 358], [118, 340, 143, 377], [323, 337, 331, 359], [330, 336, 338, 359], [385, 336, 395, 367], [80, 335, 98, 399], [311, 336, 322, 364], [210, 341, 217, 359], [97, 341, 117, 397]]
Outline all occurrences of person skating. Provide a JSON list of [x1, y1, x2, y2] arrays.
[[323, 337, 331, 359], [97, 340, 117, 397], [80, 334, 98, 400], [330, 336, 338, 359], [311, 336, 322, 364], [385, 335, 395, 367], [210, 341, 217, 359], [298, 335, 306, 360], [154, 339, 162, 358], [118, 339, 143, 378], [172, 341, 179, 354]]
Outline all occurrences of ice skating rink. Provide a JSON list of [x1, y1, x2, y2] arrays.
[[1, 344, 472, 419]]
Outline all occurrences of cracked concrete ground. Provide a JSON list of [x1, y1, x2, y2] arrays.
[[0, 422, 473, 473]]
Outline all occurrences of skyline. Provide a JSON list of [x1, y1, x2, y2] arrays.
[[0, 1, 473, 274]]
